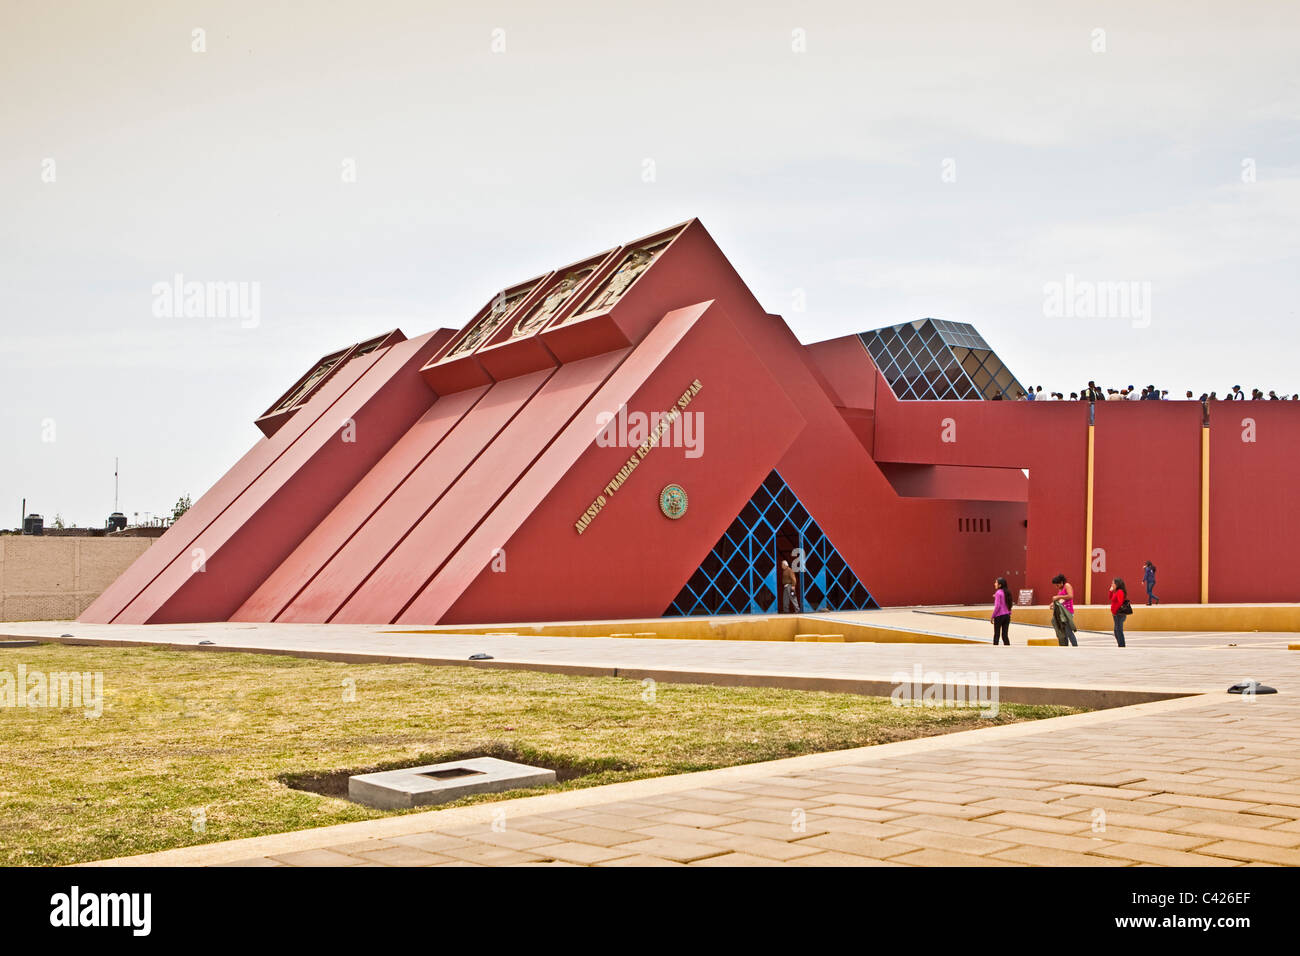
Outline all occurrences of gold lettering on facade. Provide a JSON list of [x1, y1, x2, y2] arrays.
[[574, 380, 703, 534]]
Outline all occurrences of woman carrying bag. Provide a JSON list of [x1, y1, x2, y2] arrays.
[[1110, 577, 1132, 647]]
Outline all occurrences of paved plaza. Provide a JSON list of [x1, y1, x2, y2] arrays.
[[7, 608, 1300, 867]]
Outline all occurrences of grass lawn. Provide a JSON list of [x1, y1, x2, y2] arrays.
[[1, 644, 1083, 865]]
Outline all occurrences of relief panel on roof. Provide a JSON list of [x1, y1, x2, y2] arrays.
[[566, 237, 672, 320], [511, 266, 597, 338], [446, 283, 537, 358]]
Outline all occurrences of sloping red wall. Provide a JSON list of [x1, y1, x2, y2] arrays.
[[337, 350, 631, 624], [426, 301, 807, 625], [81, 331, 452, 624], [278, 369, 554, 623], [78, 348, 388, 623], [128, 332, 449, 624], [231, 385, 488, 622]]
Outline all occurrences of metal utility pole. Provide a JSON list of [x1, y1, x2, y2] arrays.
[[114, 458, 119, 512]]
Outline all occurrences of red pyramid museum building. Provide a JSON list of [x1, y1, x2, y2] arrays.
[[82, 220, 1299, 626]]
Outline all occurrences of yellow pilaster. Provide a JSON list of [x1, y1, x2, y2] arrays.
[[1201, 425, 1210, 603], [1084, 423, 1095, 605]]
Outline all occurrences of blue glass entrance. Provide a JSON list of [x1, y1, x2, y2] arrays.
[[664, 470, 877, 616]]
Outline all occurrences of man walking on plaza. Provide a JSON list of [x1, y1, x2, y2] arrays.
[[1142, 561, 1160, 605]]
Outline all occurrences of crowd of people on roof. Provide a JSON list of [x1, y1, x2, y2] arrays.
[[991, 383, 1299, 402]]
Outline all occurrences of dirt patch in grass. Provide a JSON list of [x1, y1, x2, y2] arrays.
[[0, 644, 1085, 866]]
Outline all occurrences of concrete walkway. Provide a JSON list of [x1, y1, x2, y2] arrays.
[[6, 610, 1300, 867], [7, 612, 1295, 706]]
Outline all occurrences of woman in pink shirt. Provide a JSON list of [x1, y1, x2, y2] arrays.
[[991, 577, 1013, 644], [1051, 573, 1075, 613], [1051, 573, 1079, 646]]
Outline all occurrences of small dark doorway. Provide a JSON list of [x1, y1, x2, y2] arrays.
[[774, 525, 803, 613]]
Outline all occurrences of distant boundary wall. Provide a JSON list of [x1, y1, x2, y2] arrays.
[[0, 537, 154, 621]]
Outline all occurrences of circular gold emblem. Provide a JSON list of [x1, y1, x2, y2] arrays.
[[659, 483, 688, 520]]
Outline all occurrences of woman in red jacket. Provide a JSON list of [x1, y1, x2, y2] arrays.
[[1109, 577, 1129, 647]]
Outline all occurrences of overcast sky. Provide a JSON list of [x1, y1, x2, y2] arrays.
[[3, 0, 1298, 526]]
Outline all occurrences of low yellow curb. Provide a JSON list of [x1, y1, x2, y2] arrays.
[[938, 603, 1300, 632], [388, 614, 981, 645], [1289, 644, 1300, 651], [1027, 638, 1059, 646]]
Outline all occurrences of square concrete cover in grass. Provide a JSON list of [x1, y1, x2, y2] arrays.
[[348, 756, 557, 809]]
